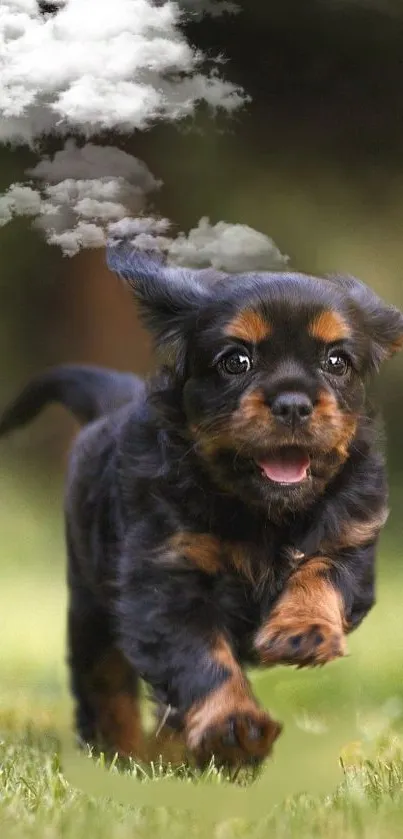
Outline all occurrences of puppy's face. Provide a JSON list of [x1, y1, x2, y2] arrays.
[[107, 250, 403, 514], [182, 276, 381, 512]]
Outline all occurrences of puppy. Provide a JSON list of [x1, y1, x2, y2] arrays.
[[1, 250, 402, 771]]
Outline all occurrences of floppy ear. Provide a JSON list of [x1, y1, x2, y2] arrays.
[[329, 274, 403, 371], [106, 245, 211, 360]]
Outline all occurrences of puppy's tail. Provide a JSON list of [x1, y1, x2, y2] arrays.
[[0, 364, 144, 437]]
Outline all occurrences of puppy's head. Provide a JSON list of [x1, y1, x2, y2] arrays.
[[107, 247, 403, 514]]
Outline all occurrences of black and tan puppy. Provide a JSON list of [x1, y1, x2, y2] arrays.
[[1, 250, 402, 771]]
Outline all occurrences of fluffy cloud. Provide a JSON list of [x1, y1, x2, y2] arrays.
[[0, 141, 166, 254], [0, 159, 288, 269], [0, 0, 242, 144], [166, 218, 288, 271], [0, 0, 287, 271]]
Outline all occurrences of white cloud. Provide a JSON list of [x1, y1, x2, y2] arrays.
[[0, 141, 288, 267], [0, 0, 243, 144], [0, 184, 43, 226], [0, 167, 288, 268], [0, 1, 288, 271], [166, 217, 289, 271], [0, 140, 166, 255]]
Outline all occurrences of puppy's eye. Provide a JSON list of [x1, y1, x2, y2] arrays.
[[323, 352, 351, 376], [220, 351, 252, 375]]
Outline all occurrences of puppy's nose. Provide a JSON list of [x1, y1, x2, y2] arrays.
[[270, 392, 313, 427]]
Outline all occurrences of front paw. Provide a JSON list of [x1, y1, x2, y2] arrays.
[[186, 698, 281, 769], [255, 613, 346, 667]]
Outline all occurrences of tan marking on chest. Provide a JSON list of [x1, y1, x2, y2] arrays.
[[167, 531, 268, 587]]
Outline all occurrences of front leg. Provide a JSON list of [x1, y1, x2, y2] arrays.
[[117, 540, 281, 769], [184, 635, 281, 768], [255, 543, 376, 667]]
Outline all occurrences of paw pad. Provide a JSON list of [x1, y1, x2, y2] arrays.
[[192, 709, 281, 769], [257, 618, 346, 667]]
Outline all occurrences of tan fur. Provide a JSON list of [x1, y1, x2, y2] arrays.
[[89, 648, 144, 757], [255, 558, 347, 667], [225, 310, 271, 343], [308, 310, 351, 343], [185, 637, 281, 766], [167, 532, 267, 588], [323, 507, 389, 552]]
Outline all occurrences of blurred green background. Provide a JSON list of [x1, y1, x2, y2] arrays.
[[1, 0, 403, 775]]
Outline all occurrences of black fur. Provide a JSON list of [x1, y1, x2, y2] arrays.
[[2, 250, 402, 769], [0, 364, 144, 433]]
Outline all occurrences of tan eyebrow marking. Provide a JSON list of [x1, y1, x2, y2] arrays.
[[308, 310, 351, 343], [224, 310, 271, 343]]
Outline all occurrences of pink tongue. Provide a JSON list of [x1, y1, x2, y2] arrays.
[[258, 451, 310, 484]]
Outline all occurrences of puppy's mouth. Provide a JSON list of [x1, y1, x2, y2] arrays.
[[256, 447, 311, 485]]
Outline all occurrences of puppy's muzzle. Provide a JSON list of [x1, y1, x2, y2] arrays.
[[269, 391, 313, 430]]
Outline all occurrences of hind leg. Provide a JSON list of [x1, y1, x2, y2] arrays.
[[68, 585, 144, 759]]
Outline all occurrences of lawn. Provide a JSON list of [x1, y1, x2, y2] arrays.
[[1, 467, 403, 838]]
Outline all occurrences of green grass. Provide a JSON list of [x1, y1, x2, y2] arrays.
[[2, 468, 403, 837], [3, 730, 403, 839]]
